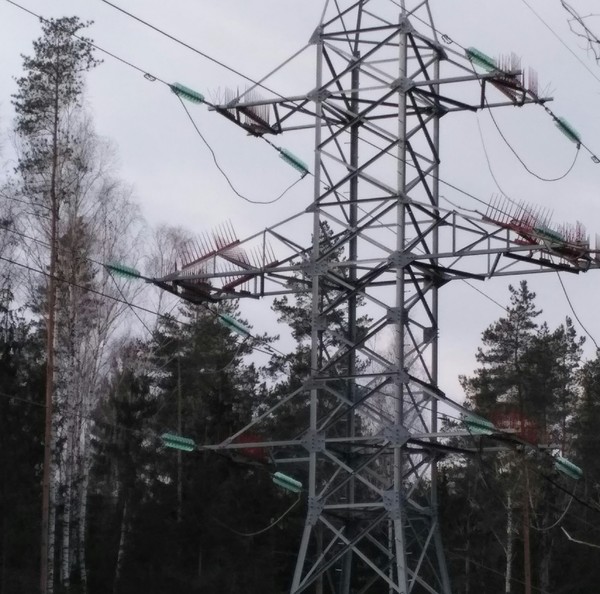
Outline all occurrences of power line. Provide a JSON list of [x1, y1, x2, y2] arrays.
[[410, 7, 600, 162], [6, 0, 596, 418], [212, 493, 302, 538], [0, 248, 279, 359], [520, 0, 600, 86], [467, 57, 585, 181], [4, 0, 171, 88], [461, 279, 509, 312], [0, 218, 285, 357], [446, 551, 551, 594], [175, 96, 306, 205], [5, 0, 308, 205], [6, 0, 577, 228], [107, 271, 154, 336], [555, 271, 600, 350], [530, 490, 574, 531], [463, 422, 600, 544], [98, 0, 288, 101], [484, 105, 581, 182], [478, 113, 580, 185]]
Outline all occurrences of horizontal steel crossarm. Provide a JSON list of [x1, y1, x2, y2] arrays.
[[211, 51, 549, 141], [154, 246, 593, 301]]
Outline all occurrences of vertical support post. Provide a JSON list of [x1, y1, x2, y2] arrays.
[[393, 5, 409, 593], [523, 469, 532, 594], [291, 25, 325, 593], [431, 53, 452, 594], [340, 52, 361, 594], [177, 356, 183, 524]]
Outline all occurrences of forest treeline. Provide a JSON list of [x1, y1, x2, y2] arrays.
[[2, 16, 600, 594]]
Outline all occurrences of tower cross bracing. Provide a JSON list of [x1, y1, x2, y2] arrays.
[[150, 2, 598, 592]]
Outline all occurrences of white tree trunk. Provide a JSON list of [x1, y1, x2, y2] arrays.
[[60, 465, 71, 589], [48, 469, 57, 594], [113, 499, 129, 594], [78, 413, 92, 594], [505, 492, 514, 594]]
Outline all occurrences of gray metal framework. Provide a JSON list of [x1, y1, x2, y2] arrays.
[[150, 1, 598, 592]]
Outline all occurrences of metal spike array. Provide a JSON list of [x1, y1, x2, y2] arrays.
[[240, 89, 271, 127], [557, 220, 589, 247], [222, 87, 271, 134], [498, 52, 521, 74], [492, 53, 540, 101], [527, 67, 539, 97], [484, 196, 594, 262], [484, 195, 552, 236], [180, 221, 240, 270], [175, 221, 278, 294]]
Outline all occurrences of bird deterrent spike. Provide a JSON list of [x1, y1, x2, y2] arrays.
[[181, 244, 192, 266], [528, 67, 539, 96], [185, 243, 194, 263], [204, 232, 214, 253], [217, 224, 225, 246], [219, 226, 229, 248], [201, 234, 211, 255], [189, 242, 198, 262], [225, 222, 234, 244], [196, 236, 205, 257], [219, 224, 226, 246]]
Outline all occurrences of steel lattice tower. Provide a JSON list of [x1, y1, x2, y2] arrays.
[[150, 1, 597, 592]]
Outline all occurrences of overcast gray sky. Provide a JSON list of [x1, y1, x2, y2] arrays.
[[2, 0, 600, 396]]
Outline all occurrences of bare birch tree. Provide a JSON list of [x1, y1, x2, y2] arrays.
[[12, 18, 143, 593]]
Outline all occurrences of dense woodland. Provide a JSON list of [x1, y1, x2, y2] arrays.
[[2, 16, 600, 594]]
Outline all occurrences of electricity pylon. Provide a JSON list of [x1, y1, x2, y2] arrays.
[[150, 1, 597, 592]]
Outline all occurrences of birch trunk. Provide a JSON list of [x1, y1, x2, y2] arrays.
[[60, 387, 75, 590], [47, 469, 57, 594], [464, 534, 470, 594], [113, 499, 129, 594], [60, 463, 71, 589], [78, 422, 92, 594], [539, 509, 553, 593], [505, 492, 513, 594]]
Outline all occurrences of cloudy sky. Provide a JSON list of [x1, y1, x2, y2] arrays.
[[2, 0, 600, 396]]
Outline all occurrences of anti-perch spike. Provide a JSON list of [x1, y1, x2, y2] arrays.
[[105, 262, 142, 279], [170, 82, 205, 104], [554, 117, 581, 145], [279, 148, 309, 178], [465, 47, 497, 73]]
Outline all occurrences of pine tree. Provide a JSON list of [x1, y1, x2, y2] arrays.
[[88, 303, 295, 593], [12, 17, 100, 593], [461, 281, 541, 418], [453, 281, 584, 594], [0, 290, 45, 592]]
